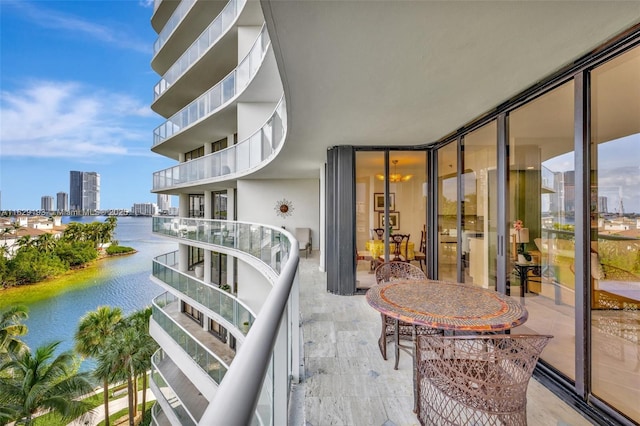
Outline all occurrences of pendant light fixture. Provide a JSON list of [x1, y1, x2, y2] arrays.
[[376, 160, 413, 182]]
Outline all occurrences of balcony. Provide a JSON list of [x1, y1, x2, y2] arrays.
[[152, 24, 280, 156], [151, 292, 232, 385], [152, 216, 290, 277], [152, 97, 286, 192], [150, 349, 201, 425], [152, 0, 246, 102], [152, 250, 255, 337]]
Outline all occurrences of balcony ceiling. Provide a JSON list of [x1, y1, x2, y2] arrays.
[[255, 0, 640, 180]]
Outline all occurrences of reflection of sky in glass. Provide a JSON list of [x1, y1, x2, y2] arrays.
[[543, 133, 639, 213]]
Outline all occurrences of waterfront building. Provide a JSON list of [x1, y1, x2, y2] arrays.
[[56, 192, 69, 212], [157, 194, 171, 213], [131, 202, 158, 216], [147, 2, 640, 425], [69, 171, 100, 211], [40, 195, 54, 212]]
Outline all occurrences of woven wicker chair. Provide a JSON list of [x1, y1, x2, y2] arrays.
[[374, 262, 443, 369], [570, 261, 640, 309], [415, 334, 552, 426]]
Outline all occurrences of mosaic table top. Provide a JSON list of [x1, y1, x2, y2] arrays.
[[366, 280, 528, 332]]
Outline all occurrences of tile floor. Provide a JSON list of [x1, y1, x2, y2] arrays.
[[297, 254, 595, 426]]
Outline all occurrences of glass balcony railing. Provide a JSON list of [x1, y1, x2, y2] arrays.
[[153, 97, 285, 190], [153, 0, 196, 56], [152, 217, 290, 275], [153, 24, 270, 145], [153, 250, 255, 334], [151, 400, 162, 425], [152, 292, 230, 384], [152, 218, 299, 425], [153, 0, 247, 100], [150, 348, 197, 426]]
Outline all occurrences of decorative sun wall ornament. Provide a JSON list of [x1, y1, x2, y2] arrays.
[[274, 198, 294, 218]]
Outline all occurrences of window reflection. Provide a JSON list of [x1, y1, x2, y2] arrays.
[[509, 80, 576, 380], [590, 45, 640, 423]]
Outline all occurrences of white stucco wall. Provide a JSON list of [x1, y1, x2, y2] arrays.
[[237, 102, 277, 141], [236, 178, 320, 246], [238, 26, 262, 61], [235, 178, 320, 311]]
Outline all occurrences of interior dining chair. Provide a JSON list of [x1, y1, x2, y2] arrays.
[[413, 230, 426, 271], [374, 261, 443, 369], [415, 334, 552, 426], [373, 227, 386, 241]]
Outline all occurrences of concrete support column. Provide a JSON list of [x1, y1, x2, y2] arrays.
[[226, 188, 236, 292], [204, 250, 212, 284], [319, 165, 326, 272], [178, 194, 190, 273]]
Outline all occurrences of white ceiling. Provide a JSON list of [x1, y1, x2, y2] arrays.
[[252, 0, 640, 180]]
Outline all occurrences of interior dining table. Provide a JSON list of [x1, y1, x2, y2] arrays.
[[365, 239, 415, 260]]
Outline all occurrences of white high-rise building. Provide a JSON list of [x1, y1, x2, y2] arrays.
[[131, 202, 157, 216], [40, 195, 54, 212], [157, 194, 171, 212], [56, 192, 68, 211], [147, 2, 640, 425]]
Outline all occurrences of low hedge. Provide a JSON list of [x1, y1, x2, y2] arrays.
[[106, 245, 135, 255]]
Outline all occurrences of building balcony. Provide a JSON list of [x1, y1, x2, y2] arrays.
[[152, 97, 285, 192], [152, 24, 280, 157], [152, 0, 250, 107], [150, 219, 297, 424], [151, 0, 179, 33], [151, 250, 255, 337], [150, 348, 202, 425], [150, 292, 233, 386]]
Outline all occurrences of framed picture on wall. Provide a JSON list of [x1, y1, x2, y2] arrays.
[[378, 212, 400, 230], [373, 193, 395, 212]]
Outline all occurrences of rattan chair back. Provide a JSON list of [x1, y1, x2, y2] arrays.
[[375, 261, 425, 284], [415, 334, 552, 426]]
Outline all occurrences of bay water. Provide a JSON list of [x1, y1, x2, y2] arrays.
[[1, 216, 176, 371]]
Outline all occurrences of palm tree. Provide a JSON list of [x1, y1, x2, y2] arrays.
[[126, 307, 157, 421], [74, 306, 123, 426], [0, 341, 94, 425], [104, 217, 118, 244], [95, 328, 140, 426], [62, 222, 83, 242], [15, 235, 35, 250], [0, 305, 28, 359], [34, 233, 57, 254]]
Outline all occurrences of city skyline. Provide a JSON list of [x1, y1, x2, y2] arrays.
[[0, 0, 175, 210]]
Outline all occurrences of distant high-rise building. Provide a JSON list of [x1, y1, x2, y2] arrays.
[[157, 194, 171, 212], [131, 203, 157, 216], [69, 171, 100, 211], [56, 192, 69, 211], [41, 196, 54, 212]]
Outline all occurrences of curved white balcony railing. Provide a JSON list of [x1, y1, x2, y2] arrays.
[[153, 97, 285, 191], [152, 292, 230, 384], [152, 217, 299, 424], [153, 24, 269, 146], [153, 0, 246, 100], [153, 0, 196, 56], [153, 250, 255, 335], [150, 349, 197, 426]]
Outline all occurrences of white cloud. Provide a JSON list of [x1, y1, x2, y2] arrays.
[[0, 80, 155, 159], [5, 0, 150, 54]]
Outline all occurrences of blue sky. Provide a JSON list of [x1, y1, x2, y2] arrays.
[[0, 0, 174, 210]]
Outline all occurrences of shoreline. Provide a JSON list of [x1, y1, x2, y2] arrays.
[[0, 250, 138, 309]]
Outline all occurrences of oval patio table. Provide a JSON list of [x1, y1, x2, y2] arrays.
[[366, 279, 528, 332], [366, 279, 529, 414]]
